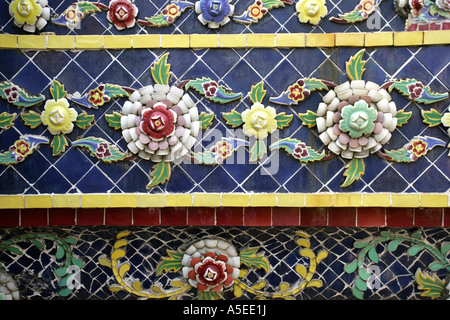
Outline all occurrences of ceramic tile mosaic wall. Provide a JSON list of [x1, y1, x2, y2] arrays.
[[0, 0, 449, 302]]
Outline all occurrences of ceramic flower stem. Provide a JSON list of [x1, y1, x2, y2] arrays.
[[51, 1, 108, 28], [138, 1, 194, 27], [233, 0, 293, 25], [330, 0, 384, 24], [0, 81, 45, 108]]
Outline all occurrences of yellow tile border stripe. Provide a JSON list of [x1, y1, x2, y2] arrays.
[[1, 31, 448, 50], [0, 193, 447, 209]]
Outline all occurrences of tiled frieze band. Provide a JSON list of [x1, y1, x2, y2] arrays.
[[1, 31, 449, 50], [1, 206, 449, 227], [0, 193, 448, 209]]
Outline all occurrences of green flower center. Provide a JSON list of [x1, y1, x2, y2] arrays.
[[339, 100, 377, 139]]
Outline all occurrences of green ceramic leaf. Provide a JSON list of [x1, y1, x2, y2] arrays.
[[298, 111, 317, 128], [344, 260, 358, 273], [408, 244, 425, 256], [358, 268, 371, 281], [21, 111, 42, 129], [416, 269, 446, 299], [368, 247, 379, 263], [6, 246, 22, 255], [354, 241, 369, 248], [151, 53, 171, 85], [31, 239, 44, 250], [387, 240, 401, 252], [421, 109, 443, 127], [58, 287, 73, 297], [55, 266, 68, 277], [198, 112, 214, 130], [156, 250, 184, 274], [249, 82, 266, 104], [355, 277, 367, 291], [341, 158, 365, 187], [55, 244, 65, 259], [352, 287, 364, 300], [78, 1, 105, 13], [105, 112, 123, 130], [346, 49, 366, 81], [0, 112, 16, 130], [304, 78, 330, 91], [192, 151, 219, 165], [275, 112, 293, 129], [395, 110, 412, 127], [50, 80, 67, 100], [428, 262, 446, 272], [250, 140, 266, 162], [223, 110, 244, 128], [261, 0, 285, 9], [147, 161, 171, 188], [71, 257, 84, 268], [74, 112, 95, 129], [441, 242, 450, 255], [240, 247, 270, 272], [51, 134, 69, 156]]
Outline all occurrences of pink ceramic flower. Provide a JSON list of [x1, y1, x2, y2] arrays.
[[140, 103, 176, 141], [107, 0, 138, 30]]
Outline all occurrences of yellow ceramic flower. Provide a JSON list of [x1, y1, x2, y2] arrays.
[[296, 0, 328, 25], [9, 0, 42, 25], [41, 98, 78, 135], [441, 112, 450, 128], [242, 102, 278, 139]]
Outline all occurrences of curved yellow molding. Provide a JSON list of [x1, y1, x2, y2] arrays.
[[0, 193, 447, 209], [0, 30, 448, 50]]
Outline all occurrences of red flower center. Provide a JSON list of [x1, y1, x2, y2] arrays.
[[140, 104, 176, 140], [114, 5, 130, 21]]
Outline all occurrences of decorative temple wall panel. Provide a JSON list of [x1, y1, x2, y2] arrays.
[[0, 0, 448, 303]]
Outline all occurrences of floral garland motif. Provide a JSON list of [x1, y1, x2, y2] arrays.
[[67, 84, 134, 109], [294, 49, 446, 187], [138, 1, 194, 27], [51, 1, 108, 29], [0, 135, 48, 165], [0, 81, 45, 108], [194, 82, 294, 164], [98, 230, 327, 300], [344, 230, 450, 300], [232, 0, 293, 25], [329, 0, 383, 24], [0, 232, 83, 299], [19, 80, 95, 156]]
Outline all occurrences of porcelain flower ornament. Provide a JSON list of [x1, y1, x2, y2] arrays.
[[9, 0, 51, 32], [41, 98, 78, 135], [195, 0, 235, 28], [107, 0, 139, 30], [241, 103, 278, 140], [296, 0, 328, 25]]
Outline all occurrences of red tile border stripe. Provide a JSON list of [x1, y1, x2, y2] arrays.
[[0, 207, 448, 227]]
